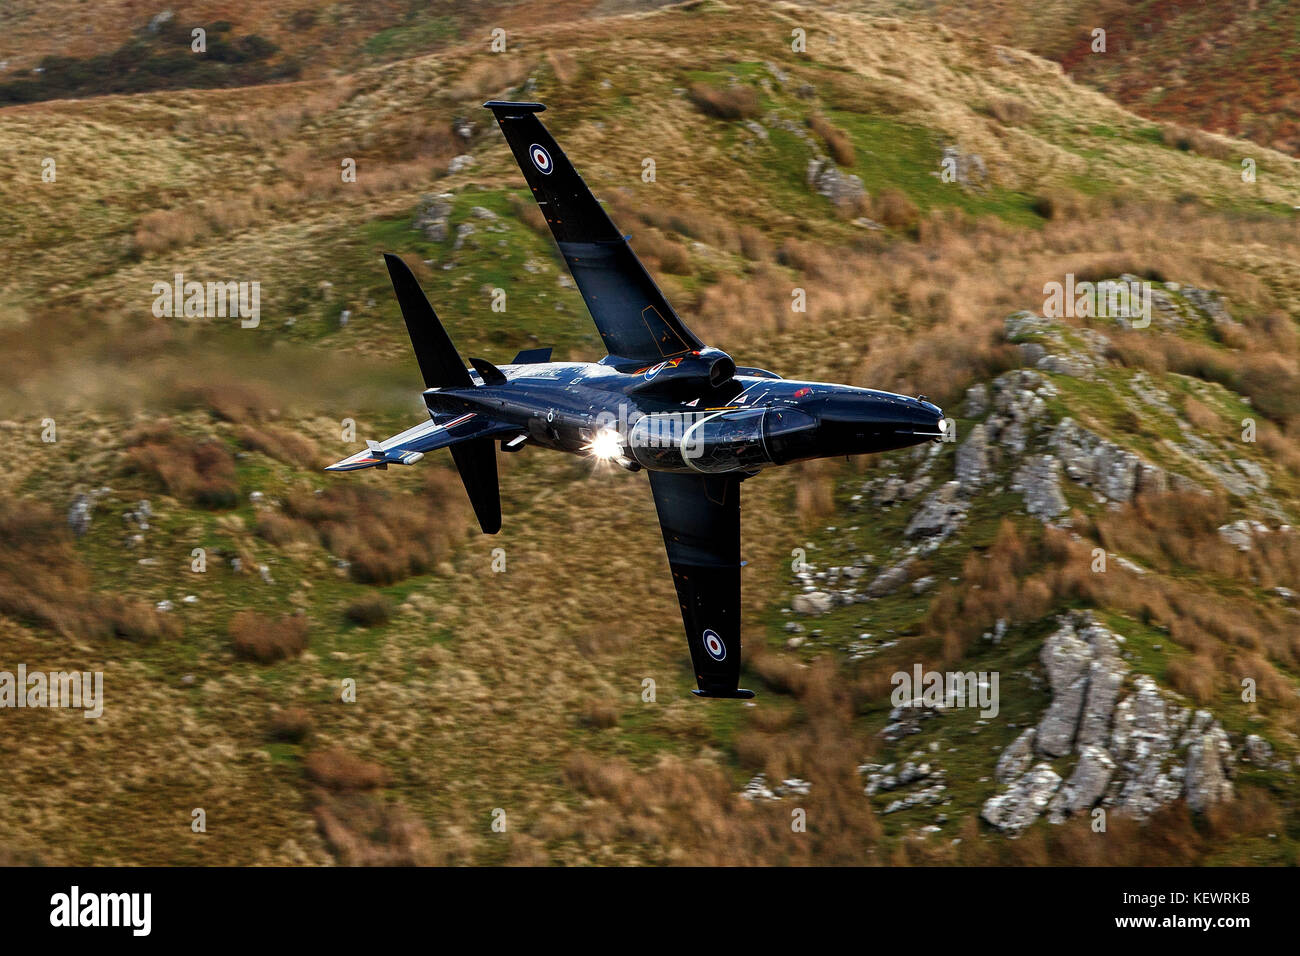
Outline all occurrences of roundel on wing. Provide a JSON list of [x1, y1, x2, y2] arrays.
[[529, 143, 554, 175], [703, 629, 726, 661]]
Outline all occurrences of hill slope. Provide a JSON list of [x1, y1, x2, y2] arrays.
[[837, 0, 1300, 155], [0, 0, 1298, 865]]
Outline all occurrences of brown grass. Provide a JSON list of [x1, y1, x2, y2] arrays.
[[304, 747, 389, 791], [268, 706, 313, 743], [810, 114, 856, 166], [984, 96, 1034, 127], [235, 423, 319, 467], [285, 468, 471, 585], [871, 188, 921, 232], [124, 421, 239, 510], [302, 744, 440, 864], [793, 460, 836, 525], [312, 794, 437, 866], [343, 593, 394, 628], [1161, 123, 1238, 161], [1182, 395, 1222, 433], [579, 699, 619, 729], [634, 230, 693, 275], [255, 512, 318, 548], [229, 610, 310, 663], [688, 82, 760, 120], [0, 497, 181, 642]]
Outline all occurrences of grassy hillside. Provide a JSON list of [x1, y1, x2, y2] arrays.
[[0, 0, 1298, 865], [839, 0, 1300, 155]]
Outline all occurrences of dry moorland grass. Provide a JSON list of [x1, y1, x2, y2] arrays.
[[124, 420, 240, 510], [229, 610, 311, 663], [280, 468, 471, 585], [0, 497, 180, 643], [1, 0, 1298, 866]]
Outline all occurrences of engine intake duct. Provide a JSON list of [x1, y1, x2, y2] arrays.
[[623, 348, 736, 399]]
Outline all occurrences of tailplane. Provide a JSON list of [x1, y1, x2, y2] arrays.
[[449, 438, 501, 535]]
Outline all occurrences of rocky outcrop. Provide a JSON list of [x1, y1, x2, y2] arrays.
[[1048, 746, 1115, 822], [879, 697, 939, 742], [1052, 418, 1171, 504], [983, 368, 1057, 457], [791, 591, 835, 615], [865, 557, 916, 597], [1035, 619, 1100, 756], [1242, 734, 1273, 765], [740, 773, 811, 801], [954, 423, 991, 488], [995, 728, 1037, 784], [413, 193, 453, 242], [940, 145, 988, 188], [983, 614, 1235, 832], [67, 493, 93, 538], [981, 763, 1062, 833], [1012, 455, 1068, 519], [860, 760, 948, 815], [1217, 519, 1269, 551], [904, 481, 968, 543], [1185, 727, 1233, 812], [806, 158, 865, 210], [1033, 614, 1127, 757], [963, 383, 989, 418]]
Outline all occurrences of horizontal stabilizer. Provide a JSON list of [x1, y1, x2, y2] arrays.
[[511, 347, 553, 364], [325, 413, 517, 472]]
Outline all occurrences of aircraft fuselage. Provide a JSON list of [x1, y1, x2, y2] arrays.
[[423, 358, 945, 476]]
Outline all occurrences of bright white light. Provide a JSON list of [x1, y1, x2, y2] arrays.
[[938, 418, 948, 433], [586, 428, 623, 461]]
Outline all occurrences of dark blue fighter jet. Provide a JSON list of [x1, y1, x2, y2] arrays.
[[328, 101, 945, 699]]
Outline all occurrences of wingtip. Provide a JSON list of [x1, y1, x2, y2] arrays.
[[383, 252, 419, 286], [692, 688, 757, 700], [482, 100, 546, 114]]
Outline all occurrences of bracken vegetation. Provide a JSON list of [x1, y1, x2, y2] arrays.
[[1, 0, 1298, 866]]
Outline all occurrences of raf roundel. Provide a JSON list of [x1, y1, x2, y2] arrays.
[[529, 143, 554, 175], [702, 629, 726, 661]]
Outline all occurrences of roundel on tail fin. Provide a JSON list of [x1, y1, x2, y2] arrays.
[[529, 143, 553, 175]]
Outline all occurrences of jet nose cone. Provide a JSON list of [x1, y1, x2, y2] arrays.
[[816, 390, 944, 455], [825, 392, 941, 429]]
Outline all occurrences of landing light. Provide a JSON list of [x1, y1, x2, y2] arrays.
[[586, 428, 624, 461]]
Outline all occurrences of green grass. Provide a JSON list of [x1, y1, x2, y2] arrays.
[[350, 190, 600, 362], [362, 16, 459, 58], [824, 109, 1044, 227]]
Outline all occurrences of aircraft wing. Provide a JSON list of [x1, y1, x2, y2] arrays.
[[483, 101, 706, 363], [647, 471, 754, 699], [325, 414, 516, 472]]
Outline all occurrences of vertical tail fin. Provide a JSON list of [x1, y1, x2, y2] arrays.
[[382, 253, 500, 533], [384, 253, 473, 389]]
